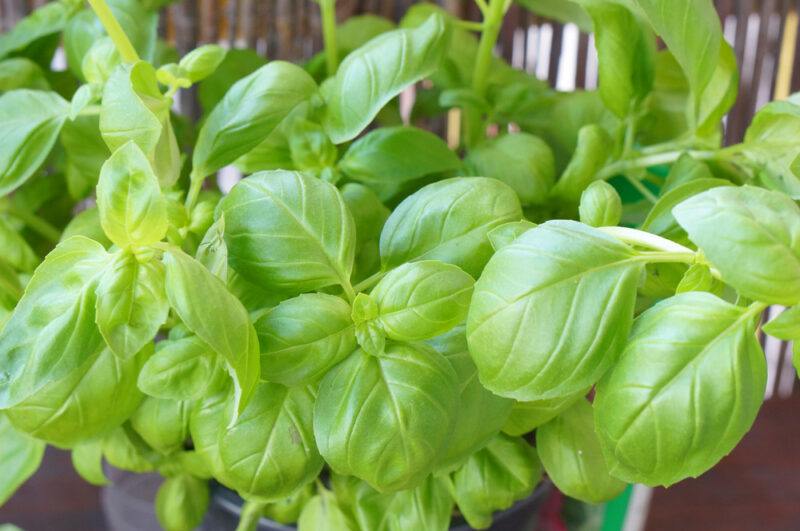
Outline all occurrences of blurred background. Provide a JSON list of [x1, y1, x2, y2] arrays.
[[1, 0, 799, 529]]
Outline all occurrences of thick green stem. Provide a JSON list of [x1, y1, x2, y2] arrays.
[[6, 207, 60, 243], [463, 0, 510, 147], [235, 501, 266, 531], [595, 149, 719, 182], [599, 226, 694, 254], [353, 270, 387, 293], [86, 0, 140, 64], [184, 170, 204, 212], [319, 0, 339, 76]]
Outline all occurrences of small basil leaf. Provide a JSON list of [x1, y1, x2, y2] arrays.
[[60, 114, 110, 201], [662, 153, 714, 193], [188, 369, 234, 477], [71, 439, 109, 486], [740, 99, 800, 197], [255, 293, 356, 386], [354, 320, 386, 357], [196, 216, 228, 281], [487, 220, 537, 251], [192, 61, 318, 179], [467, 221, 643, 400], [579, 180, 622, 227], [130, 396, 190, 455], [314, 343, 458, 492], [323, 13, 450, 143], [550, 124, 613, 203], [82, 37, 121, 85], [96, 142, 167, 248], [640, 177, 731, 241], [155, 475, 209, 531], [763, 306, 800, 340], [0, 413, 46, 505], [178, 44, 226, 83], [95, 251, 168, 359], [220, 382, 322, 500], [297, 490, 355, 531], [0, 58, 49, 92], [288, 119, 338, 174], [0, 89, 69, 196], [138, 336, 213, 400], [594, 292, 766, 486], [220, 171, 356, 294], [452, 434, 542, 529], [380, 177, 523, 277], [0, 237, 111, 409], [341, 183, 390, 282], [263, 484, 314, 525], [371, 260, 474, 341], [501, 389, 586, 437], [0, 217, 38, 272], [61, 207, 112, 248], [102, 424, 160, 473], [163, 247, 260, 414], [675, 263, 716, 294], [538, 398, 626, 503], [673, 185, 800, 304], [464, 133, 555, 206]]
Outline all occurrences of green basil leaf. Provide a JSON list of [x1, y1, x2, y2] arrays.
[[220, 171, 356, 293], [501, 389, 586, 437], [178, 44, 226, 83], [428, 327, 513, 471], [95, 251, 167, 359], [464, 133, 556, 206], [298, 490, 355, 531], [673, 185, 800, 304], [71, 439, 108, 486], [197, 48, 266, 114], [380, 177, 523, 277], [0, 413, 46, 505], [188, 370, 234, 477], [163, 247, 260, 414], [662, 153, 714, 193], [220, 382, 322, 500], [579, 180, 622, 227], [579, 0, 655, 118], [0, 217, 38, 272], [337, 14, 396, 52], [196, 216, 228, 281], [322, 13, 449, 143], [61, 207, 112, 248], [675, 263, 716, 294], [155, 475, 209, 531], [100, 62, 181, 187], [255, 293, 356, 386], [82, 37, 121, 85], [452, 434, 542, 529], [487, 220, 537, 251], [640, 177, 731, 240], [288, 119, 338, 175], [0, 237, 111, 409], [0, 58, 49, 92], [550, 124, 613, 203], [340, 183, 390, 282], [515, 0, 592, 32], [0, 89, 69, 196], [763, 306, 800, 340], [6, 345, 146, 447], [339, 126, 461, 192], [371, 260, 474, 341], [130, 396, 190, 454], [694, 41, 738, 136], [138, 336, 213, 400], [192, 61, 318, 179], [314, 343, 458, 492], [594, 292, 766, 486], [741, 99, 800, 197], [0, 0, 81, 60], [60, 114, 110, 200], [263, 483, 315, 525], [538, 398, 626, 502], [102, 423, 160, 473], [467, 221, 643, 400]]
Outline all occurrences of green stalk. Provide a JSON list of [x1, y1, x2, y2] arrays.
[[595, 149, 720, 182], [184, 171, 204, 212], [235, 500, 266, 531], [599, 226, 694, 254], [6, 207, 61, 243], [319, 0, 339, 76], [86, 0, 140, 64], [464, 0, 511, 147]]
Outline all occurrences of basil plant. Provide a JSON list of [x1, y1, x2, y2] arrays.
[[0, 0, 798, 529]]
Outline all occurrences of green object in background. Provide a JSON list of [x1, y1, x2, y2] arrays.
[[601, 484, 634, 531]]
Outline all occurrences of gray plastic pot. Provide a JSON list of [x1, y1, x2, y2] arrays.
[[101, 469, 551, 531]]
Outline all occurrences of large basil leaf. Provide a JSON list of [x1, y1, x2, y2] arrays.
[[338, 126, 461, 195], [538, 398, 626, 503], [6, 345, 145, 448], [220, 171, 356, 293], [502, 389, 586, 437], [0, 413, 46, 505], [371, 260, 473, 342], [192, 62, 317, 179], [155, 475, 209, 531], [673, 185, 800, 304], [0, 90, 69, 196], [95, 251, 168, 359], [0, 58, 49, 92], [0, 0, 82, 60], [427, 328, 513, 471], [163, 247, 259, 414], [451, 434, 542, 529], [380, 177, 522, 277], [100, 62, 180, 187], [314, 343, 458, 492], [467, 221, 643, 400], [130, 396, 190, 455], [256, 293, 356, 386], [0, 237, 111, 409], [323, 13, 449, 143], [96, 142, 167, 248], [464, 133, 556, 206], [594, 292, 766, 486], [740, 99, 800, 196], [219, 382, 322, 500], [549, 124, 613, 203], [138, 336, 214, 400], [578, 1, 655, 118]]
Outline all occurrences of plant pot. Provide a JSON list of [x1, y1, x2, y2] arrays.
[[101, 468, 551, 531]]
